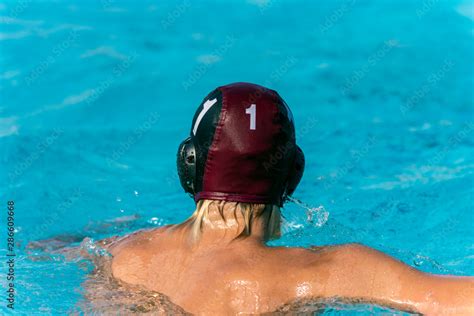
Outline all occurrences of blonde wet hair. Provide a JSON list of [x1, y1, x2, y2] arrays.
[[180, 199, 281, 243]]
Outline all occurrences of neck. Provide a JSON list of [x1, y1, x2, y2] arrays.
[[181, 200, 279, 247]]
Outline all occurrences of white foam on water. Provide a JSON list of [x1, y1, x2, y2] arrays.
[[362, 164, 474, 190], [0, 16, 44, 26], [80, 46, 127, 60], [0, 116, 19, 138], [196, 54, 221, 64], [62, 89, 95, 106], [456, 2, 474, 21], [0, 30, 31, 40], [246, 0, 271, 8], [0, 70, 20, 80], [35, 24, 92, 37]]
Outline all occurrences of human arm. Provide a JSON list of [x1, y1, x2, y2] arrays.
[[317, 244, 473, 315]]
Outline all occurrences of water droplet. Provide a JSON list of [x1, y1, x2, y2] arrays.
[[147, 217, 163, 225]]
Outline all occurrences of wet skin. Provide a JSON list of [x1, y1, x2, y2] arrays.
[[106, 208, 474, 315]]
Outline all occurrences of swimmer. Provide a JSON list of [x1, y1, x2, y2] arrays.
[[106, 83, 474, 315]]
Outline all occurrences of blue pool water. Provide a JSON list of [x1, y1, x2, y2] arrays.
[[1, 0, 473, 314]]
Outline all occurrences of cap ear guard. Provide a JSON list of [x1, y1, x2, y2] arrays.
[[283, 145, 305, 201], [178, 137, 305, 205], [177, 137, 196, 196]]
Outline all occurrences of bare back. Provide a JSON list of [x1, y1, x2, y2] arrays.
[[108, 227, 314, 314], [107, 226, 474, 315]]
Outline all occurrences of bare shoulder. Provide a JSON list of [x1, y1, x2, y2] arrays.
[[326, 243, 422, 275], [263, 244, 382, 279], [313, 243, 387, 258], [108, 226, 172, 283], [107, 226, 172, 255], [264, 244, 375, 268]]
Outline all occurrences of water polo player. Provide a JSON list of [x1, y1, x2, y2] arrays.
[[107, 82, 474, 315]]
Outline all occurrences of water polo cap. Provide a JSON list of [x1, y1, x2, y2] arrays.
[[177, 82, 304, 206]]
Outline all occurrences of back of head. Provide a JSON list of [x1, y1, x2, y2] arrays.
[[177, 82, 305, 207]]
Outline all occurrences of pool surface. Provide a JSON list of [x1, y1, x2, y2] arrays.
[[1, 0, 473, 314]]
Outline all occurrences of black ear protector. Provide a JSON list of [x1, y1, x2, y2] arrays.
[[283, 145, 305, 200], [177, 137, 196, 196], [177, 136, 305, 204]]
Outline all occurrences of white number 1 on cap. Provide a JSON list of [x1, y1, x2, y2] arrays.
[[246, 104, 256, 130]]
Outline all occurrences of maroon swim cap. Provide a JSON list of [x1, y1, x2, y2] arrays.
[[177, 82, 304, 206]]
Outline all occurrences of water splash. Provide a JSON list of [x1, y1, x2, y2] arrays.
[[287, 197, 329, 227], [80, 238, 111, 258], [412, 254, 446, 272]]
